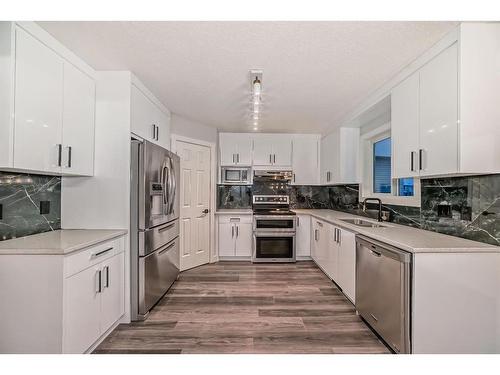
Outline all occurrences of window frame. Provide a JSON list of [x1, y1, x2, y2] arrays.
[[360, 123, 421, 207]]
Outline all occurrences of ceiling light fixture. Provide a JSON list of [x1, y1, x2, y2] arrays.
[[249, 70, 263, 130]]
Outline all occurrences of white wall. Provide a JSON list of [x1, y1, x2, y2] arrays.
[[170, 114, 217, 144]]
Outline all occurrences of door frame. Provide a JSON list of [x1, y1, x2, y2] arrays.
[[170, 134, 218, 264]]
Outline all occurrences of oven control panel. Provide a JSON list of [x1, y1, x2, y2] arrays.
[[253, 195, 289, 205]]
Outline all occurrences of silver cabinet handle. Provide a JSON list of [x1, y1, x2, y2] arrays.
[[66, 146, 72, 168], [370, 249, 382, 257], [419, 149, 424, 171], [293, 173, 296, 183], [96, 269, 102, 293], [156, 125, 159, 141], [231, 225, 234, 238], [314, 229, 319, 241], [104, 265, 109, 288], [410, 151, 415, 172], [269, 154, 272, 164], [152, 124, 156, 140], [57, 144, 62, 167], [370, 313, 379, 322], [273, 154, 276, 164], [91, 247, 113, 258], [317, 221, 323, 227], [237, 154, 240, 163], [297, 217, 300, 226], [236, 225, 239, 238], [337, 229, 341, 245]]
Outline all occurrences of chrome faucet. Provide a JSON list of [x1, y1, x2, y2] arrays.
[[362, 198, 383, 222]]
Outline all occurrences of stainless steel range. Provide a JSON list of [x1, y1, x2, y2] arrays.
[[252, 195, 296, 263]]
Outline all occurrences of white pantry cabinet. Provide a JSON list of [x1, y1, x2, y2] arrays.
[[291, 135, 320, 185], [217, 214, 253, 258], [253, 134, 292, 167], [391, 23, 500, 177], [130, 82, 171, 150], [320, 127, 359, 185], [219, 133, 253, 166], [0, 22, 96, 176], [296, 214, 311, 257]]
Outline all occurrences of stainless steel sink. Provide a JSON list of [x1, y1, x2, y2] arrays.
[[340, 218, 387, 228]]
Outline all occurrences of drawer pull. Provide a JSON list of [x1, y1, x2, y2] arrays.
[[370, 313, 379, 322], [91, 247, 113, 258], [158, 242, 176, 255], [370, 250, 382, 257], [158, 223, 175, 233]]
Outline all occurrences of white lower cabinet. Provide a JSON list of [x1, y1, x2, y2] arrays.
[[310, 215, 356, 304], [336, 228, 356, 303], [217, 215, 253, 258], [296, 214, 311, 257], [63, 239, 125, 353]]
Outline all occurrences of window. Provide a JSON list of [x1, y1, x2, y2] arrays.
[[373, 138, 392, 193], [361, 123, 420, 207]]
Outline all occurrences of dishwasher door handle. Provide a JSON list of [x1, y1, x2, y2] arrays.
[[370, 249, 382, 257]]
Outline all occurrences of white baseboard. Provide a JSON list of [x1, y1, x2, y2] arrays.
[[84, 317, 123, 354]]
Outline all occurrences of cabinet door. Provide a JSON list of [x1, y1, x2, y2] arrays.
[[391, 72, 420, 179], [252, 135, 274, 166], [100, 252, 124, 334], [419, 43, 459, 176], [156, 108, 171, 150], [296, 215, 311, 257], [320, 133, 335, 184], [314, 220, 329, 271], [63, 265, 101, 353], [272, 136, 292, 166], [338, 128, 360, 183], [234, 223, 253, 256], [337, 228, 356, 303], [62, 62, 95, 176], [325, 225, 339, 280], [292, 137, 319, 184], [219, 133, 241, 166], [234, 136, 253, 166], [311, 220, 320, 262], [14, 27, 63, 173], [131, 84, 157, 143], [218, 223, 235, 256]]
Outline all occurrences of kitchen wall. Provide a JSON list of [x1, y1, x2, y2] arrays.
[[0, 172, 61, 241], [217, 173, 500, 246], [171, 114, 218, 144]]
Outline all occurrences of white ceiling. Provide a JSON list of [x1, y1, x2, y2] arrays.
[[38, 21, 458, 134]]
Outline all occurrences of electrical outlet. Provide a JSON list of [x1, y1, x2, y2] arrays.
[[40, 201, 50, 215]]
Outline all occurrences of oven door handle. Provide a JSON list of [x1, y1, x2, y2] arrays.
[[253, 231, 296, 237]]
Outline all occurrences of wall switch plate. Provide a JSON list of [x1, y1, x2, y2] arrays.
[[40, 201, 50, 215]]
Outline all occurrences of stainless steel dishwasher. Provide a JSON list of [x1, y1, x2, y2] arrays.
[[355, 235, 412, 354]]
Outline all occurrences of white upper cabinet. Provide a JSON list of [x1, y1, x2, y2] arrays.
[[62, 62, 96, 176], [391, 23, 500, 177], [391, 71, 420, 179], [419, 43, 458, 176], [14, 26, 64, 174], [291, 135, 320, 185], [219, 133, 252, 166], [253, 134, 292, 167], [1, 22, 96, 176], [130, 82, 171, 150], [320, 127, 359, 185]]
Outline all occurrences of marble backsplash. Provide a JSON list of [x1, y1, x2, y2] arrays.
[[217, 174, 500, 246], [0, 172, 61, 241]]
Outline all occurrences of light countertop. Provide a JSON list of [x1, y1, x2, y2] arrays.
[[215, 209, 253, 215], [293, 209, 499, 254], [0, 229, 128, 256]]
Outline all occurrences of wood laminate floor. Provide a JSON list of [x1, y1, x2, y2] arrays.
[[94, 261, 390, 354]]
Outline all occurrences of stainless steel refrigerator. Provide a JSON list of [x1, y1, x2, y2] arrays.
[[130, 139, 180, 321]]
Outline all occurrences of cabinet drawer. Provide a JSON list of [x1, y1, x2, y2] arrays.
[[217, 215, 253, 224], [64, 237, 124, 278]]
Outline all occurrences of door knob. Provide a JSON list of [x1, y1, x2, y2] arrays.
[[202, 209, 209, 214]]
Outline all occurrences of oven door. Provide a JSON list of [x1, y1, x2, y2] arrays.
[[253, 232, 296, 263]]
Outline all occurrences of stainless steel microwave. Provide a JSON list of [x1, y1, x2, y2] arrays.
[[221, 167, 252, 184]]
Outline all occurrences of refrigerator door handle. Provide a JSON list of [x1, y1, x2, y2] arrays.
[[162, 161, 170, 212], [168, 157, 177, 215]]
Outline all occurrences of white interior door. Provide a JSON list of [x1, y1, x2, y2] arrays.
[[176, 140, 211, 271]]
